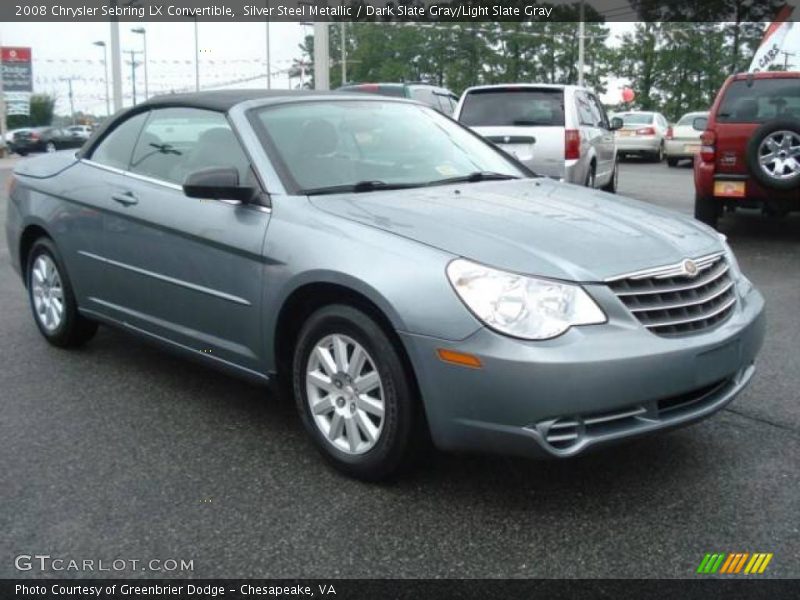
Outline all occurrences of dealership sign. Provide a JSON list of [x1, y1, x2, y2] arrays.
[[2, 46, 33, 116]]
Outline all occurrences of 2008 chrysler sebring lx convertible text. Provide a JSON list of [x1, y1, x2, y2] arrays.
[[6, 91, 765, 480]]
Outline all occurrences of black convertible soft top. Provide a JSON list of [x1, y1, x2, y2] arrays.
[[77, 89, 359, 159]]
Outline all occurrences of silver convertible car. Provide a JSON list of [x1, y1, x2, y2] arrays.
[[6, 91, 765, 480]]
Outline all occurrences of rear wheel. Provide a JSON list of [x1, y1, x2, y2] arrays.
[[45, 141, 57, 153], [652, 143, 665, 163], [292, 304, 423, 481], [584, 164, 596, 188], [26, 238, 98, 347], [667, 157, 679, 167], [694, 194, 720, 229], [601, 158, 618, 193]]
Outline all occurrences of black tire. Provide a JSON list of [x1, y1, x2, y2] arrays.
[[26, 238, 98, 348], [746, 119, 800, 191], [652, 143, 665, 163], [667, 157, 679, 167], [584, 163, 596, 188], [694, 194, 720, 229], [601, 157, 618, 193], [292, 304, 423, 481], [17, 150, 28, 157]]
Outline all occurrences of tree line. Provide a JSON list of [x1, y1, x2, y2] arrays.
[[298, 4, 787, 120]]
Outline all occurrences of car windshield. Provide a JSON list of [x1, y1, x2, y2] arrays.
[[677, 113, 704, 126], [459, 88, 565, 127], [253, 100, 527, 194], [717, 78, 800, 123], [620, 113, 654, 126]]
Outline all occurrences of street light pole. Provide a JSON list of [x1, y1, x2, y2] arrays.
[[125, 49, 142, 105], [313, 22, 330, 90], [93, 41, 111, 117], [340, 21, 346, 85], [265, 0, 271, 89], [109, 3, 123, 111], [577, 1, 586, 87], [131, 28, 148, 100], [194, 18, 200, 92]]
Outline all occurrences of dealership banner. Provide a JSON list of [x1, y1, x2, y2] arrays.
[[4, 0, 800, 22], [748, 4, 796, 72]]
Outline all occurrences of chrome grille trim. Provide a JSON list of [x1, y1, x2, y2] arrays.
[[605, 251, 724, 282], [607, 254, 737, 337]]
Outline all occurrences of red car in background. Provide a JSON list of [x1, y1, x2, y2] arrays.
[[693, 71, 800, 229]]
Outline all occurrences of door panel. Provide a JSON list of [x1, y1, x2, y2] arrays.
[[100, 178, 270, 371], [97, 107, 270, 371]]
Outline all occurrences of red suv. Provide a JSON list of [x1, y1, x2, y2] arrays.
[[694, 71, 800, 228]]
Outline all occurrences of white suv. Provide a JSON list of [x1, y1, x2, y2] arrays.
[[454, 84, 623, 191]]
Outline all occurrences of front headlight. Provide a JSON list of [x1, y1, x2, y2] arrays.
[[446, 258, 606, 340]]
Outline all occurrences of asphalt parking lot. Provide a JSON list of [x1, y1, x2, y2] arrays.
[[1, 156, 798, 579]]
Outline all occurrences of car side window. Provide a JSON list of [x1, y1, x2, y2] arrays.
[[576, 93, 595, 127], [90, 111, 149, 170], [588, 94, 610, 129], [129, 107, 250, 186]]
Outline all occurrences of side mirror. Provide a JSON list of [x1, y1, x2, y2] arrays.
[[183, 167, 255, 203], [610, 117, 624, 130], [692, 117, 708, 132]]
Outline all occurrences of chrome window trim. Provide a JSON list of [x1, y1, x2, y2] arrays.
[[604, 252, 725, 283], [80, 158, 272, 213]]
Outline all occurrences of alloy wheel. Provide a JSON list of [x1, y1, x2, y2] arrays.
[[305, 334, 385, 455], [31, 254, 64, 332], [45, 142, 56, 153], [758, 131, 800, 180]]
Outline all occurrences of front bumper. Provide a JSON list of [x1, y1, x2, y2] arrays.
[[400, 284, 765, 459]]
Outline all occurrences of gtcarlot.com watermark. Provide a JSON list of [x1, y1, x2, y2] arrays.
[[14, 554, 194, 573]]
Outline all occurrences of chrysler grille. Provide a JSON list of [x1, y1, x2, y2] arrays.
[[608, 254, 736, 336]]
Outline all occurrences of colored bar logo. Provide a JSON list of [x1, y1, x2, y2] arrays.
[[697, 552, 773, 574]]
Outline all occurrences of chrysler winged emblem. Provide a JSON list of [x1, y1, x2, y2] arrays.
[[682, 259, 699, 278]]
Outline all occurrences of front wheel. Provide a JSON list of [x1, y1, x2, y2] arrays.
[[26, 238, 98, 347], [45, 141, 57, 153], [292, 304, 423, 481], [694, 194, 720, 229]]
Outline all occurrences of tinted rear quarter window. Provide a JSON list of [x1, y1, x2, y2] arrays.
[[89, 111, 149, 170], [459, 88, 565, 127], [717, 78, 800, 123], [129, 107, 250, 186]]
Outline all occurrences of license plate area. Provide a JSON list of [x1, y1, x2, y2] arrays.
[[714, 180, 746, 198]]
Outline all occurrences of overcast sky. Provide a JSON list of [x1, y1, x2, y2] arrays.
[[2, 21, 797, 116]]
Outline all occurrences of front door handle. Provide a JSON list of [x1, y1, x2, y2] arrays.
[[111, 192, 138, 207]]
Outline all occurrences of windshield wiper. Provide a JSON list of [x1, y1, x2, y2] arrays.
[[512, 119, 552, 126], [301, 180, 423, 196], [426, 171, 521, 187]]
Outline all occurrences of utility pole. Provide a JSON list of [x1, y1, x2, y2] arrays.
[[577, 1, 585, 87], [125, 49, 142, 105], [61, 77, 76, 125], [780, 50, 795, 70], [313, 22, 330, 90]]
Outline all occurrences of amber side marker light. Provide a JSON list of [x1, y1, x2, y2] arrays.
[[437, 348, 482, 369]]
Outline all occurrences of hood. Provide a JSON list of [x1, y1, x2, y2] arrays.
[[13, 151, 78, 179], [309, 178, 722, 281]]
